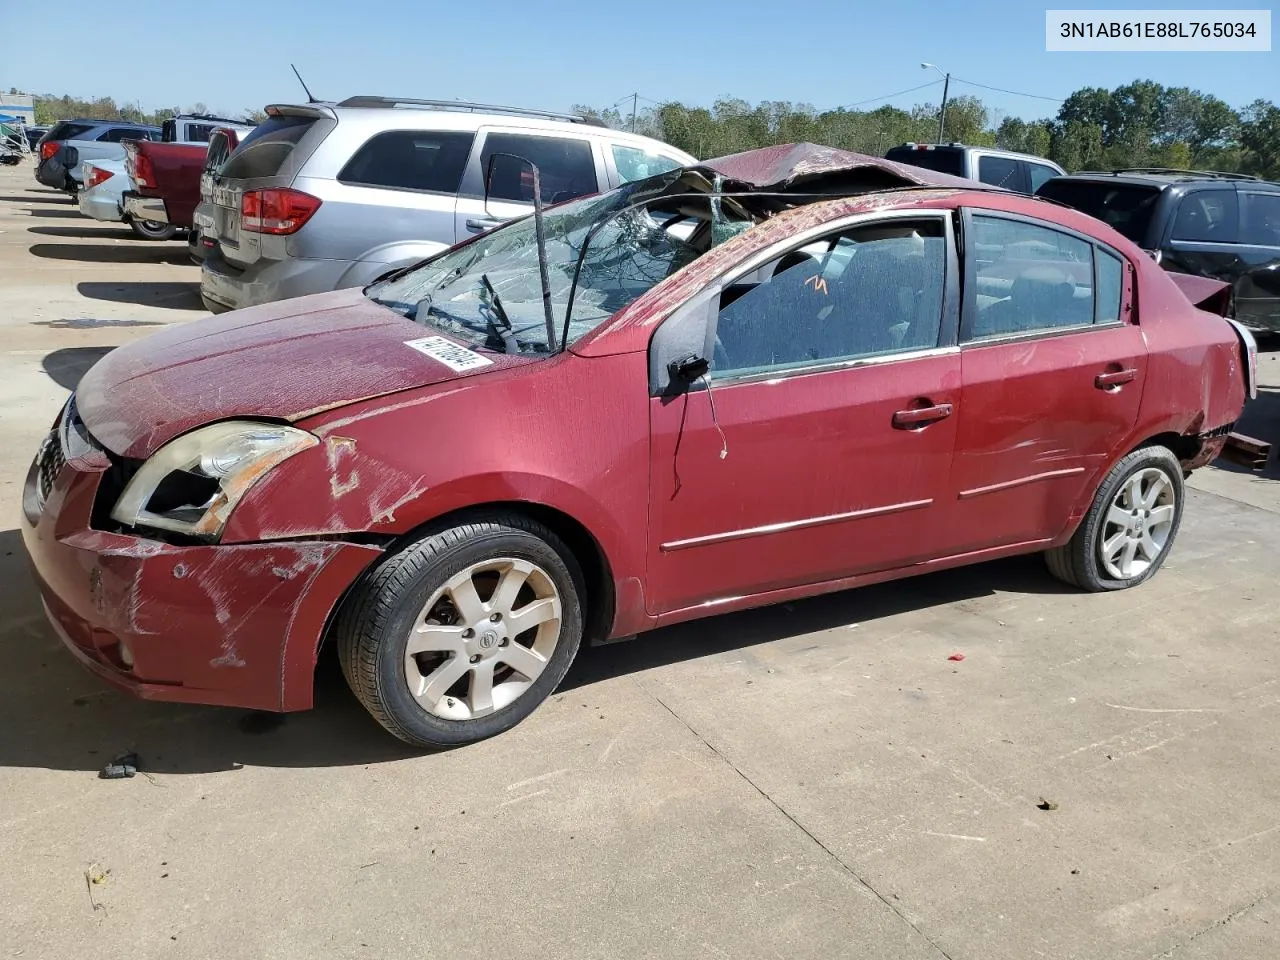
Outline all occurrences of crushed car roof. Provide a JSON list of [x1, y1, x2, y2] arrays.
[[694, 141, 982, 192]]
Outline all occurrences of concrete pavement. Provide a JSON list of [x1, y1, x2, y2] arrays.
[[1, 162, 1278, 960]]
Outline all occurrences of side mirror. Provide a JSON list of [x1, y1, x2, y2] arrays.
[[667, 353, 710, 384]]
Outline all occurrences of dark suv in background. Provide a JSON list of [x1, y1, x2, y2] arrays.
[[1037, 169, 1280, 335], [885, 142, 1064, 194], [35, 118, 162, 192]]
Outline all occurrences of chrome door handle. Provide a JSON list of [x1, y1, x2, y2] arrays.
[[465, 218, 503, 233], [892, 402, 953, 429]]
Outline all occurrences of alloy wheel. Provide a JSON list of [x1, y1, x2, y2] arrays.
[[1098, 467, 1177, 580], [403, 558, 562, 721]]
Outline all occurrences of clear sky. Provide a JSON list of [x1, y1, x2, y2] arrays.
[[2, 0, 1274, 120]]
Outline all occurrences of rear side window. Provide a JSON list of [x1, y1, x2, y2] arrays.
[[966, 215, 1096, 340], [978, 155, 1020, 189], [339, 130, 474, 193], [220, 115, 317, 180], [481, 133, 597, 204], [1095, 249, 1124, 324], [1171, 191, 1238, 242], [46, 121, 94, 142], [612, 144, 683, 184], [884, 146, 965, 176], [1035, 180, 1160, 245], [98, 128, 145, 143], [1027, 163, 1058, 192], [162, 119, 176, 142], [187, 124, 217, 143], [1239, 193, 1280, 246]]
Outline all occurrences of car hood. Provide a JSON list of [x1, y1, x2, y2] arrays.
[[77, 287, 533, 459]]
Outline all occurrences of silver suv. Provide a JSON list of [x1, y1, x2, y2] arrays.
[[198, 97, 696, 311]]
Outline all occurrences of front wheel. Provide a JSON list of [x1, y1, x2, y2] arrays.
[[1046, 445, 1184, 591], [335, 513, 585, 749], [128, 218, 179, 241]]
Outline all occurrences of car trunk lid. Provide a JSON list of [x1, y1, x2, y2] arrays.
[[75, 288, 536, 459]]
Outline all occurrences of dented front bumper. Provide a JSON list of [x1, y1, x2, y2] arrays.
[[20, 430, 381, 712]]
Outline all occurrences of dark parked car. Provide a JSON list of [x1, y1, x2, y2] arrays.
[[1037, 169, 1280, 335], [885, 142, 1064, 194], [35, 118, 162, 192], [23, 144, 1263, 749]]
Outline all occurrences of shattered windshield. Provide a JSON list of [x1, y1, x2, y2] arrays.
[[367, 172, 699, 355]]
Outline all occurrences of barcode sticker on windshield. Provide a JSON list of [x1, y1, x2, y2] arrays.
[[404, 336, 494, 372]]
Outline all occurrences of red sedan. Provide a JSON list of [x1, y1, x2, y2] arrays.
[[22, 144, 1263, 748]]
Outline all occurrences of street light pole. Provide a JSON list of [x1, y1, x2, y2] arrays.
[[921, 62, 951, 144]]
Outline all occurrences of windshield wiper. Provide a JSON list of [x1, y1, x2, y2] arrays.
[[479, 273, 518, 355]]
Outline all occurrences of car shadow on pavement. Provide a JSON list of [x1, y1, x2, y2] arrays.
[[28, 242, 192, 267], [28, 225, 135, 240], [0, 518, 1069, 776], [77, 281, 205, 311], [25, 208, 87, 219], [563, 555, 1072, 691], [41, 348, 116, 390]]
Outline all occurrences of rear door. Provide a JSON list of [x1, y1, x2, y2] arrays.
[[454, 128, 602, 238], [950, 209, 1144, 552], [1159, 185, 1244, 290], [1229, 189, 1280, 331]]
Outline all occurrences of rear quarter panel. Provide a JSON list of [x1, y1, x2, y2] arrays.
[[1131, 255, 1246, 445]]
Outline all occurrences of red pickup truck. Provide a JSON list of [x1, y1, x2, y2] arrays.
[[122, 115, 255, 239]]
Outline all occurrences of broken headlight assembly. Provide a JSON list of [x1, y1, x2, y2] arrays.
[[110, 422, 318, 540]]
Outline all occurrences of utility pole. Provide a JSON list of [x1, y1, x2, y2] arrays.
[[630, 92, 638, 133], [921, 63, 951, 144], [937, 72, 950, 143]]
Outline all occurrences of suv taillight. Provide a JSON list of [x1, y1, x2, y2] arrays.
[[39, 141, 59, 161], [240, 189, 321, 235], [86, 166, 114, 190]]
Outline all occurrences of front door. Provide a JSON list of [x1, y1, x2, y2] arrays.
[[454, 129, 602, 241], [949, 210, 1145, 553], [647, 213, 962, 615]]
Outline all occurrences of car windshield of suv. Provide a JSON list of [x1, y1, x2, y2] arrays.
[[1036, 180, 1161, 245], [367, 172, 699, 355]]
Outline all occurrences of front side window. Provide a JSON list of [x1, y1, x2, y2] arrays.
[[978, 155, 1021, 190], [1027, 163, 1058, 192], [1171, 191, 1239, 242], [339, 130, 474, 193], [1241, 193, 1280, 246], [481, 133, 597, 204], [710, 220, 947, 378], [99, 128, 142, 143], [612, 145, 683, 184], [967, 215, 1096, 340]]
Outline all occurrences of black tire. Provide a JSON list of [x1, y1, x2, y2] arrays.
[[334, 512, 585, 749], [1045, 445, 1185, 591], [128, 218, 179, 241]]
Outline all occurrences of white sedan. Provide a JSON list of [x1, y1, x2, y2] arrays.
[[78, 158, 178, 240]]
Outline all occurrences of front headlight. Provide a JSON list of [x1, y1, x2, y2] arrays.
[[111, 421, 318, 540]]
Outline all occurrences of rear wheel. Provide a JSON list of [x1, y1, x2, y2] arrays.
[[1046, 445, 1184, 591], [128, 218, 179, 241], [335, 513, 584, 749]]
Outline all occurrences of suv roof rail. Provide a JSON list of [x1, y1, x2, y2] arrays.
[[1108, 167, 1262, 181], [336, 96, 585, 123], [176, 113, 254, 124]]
